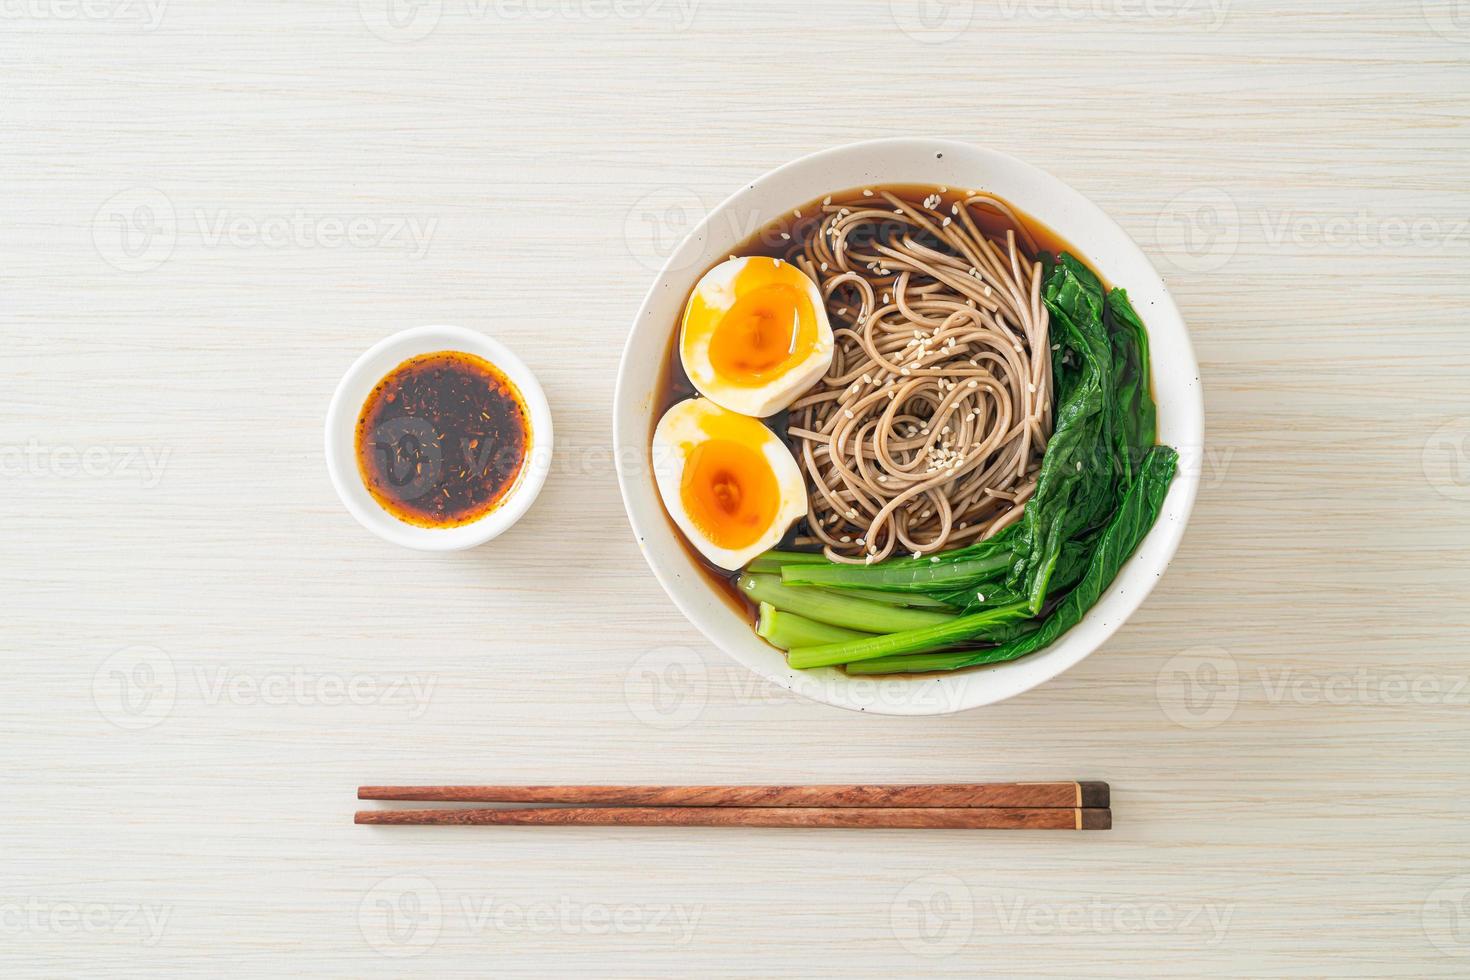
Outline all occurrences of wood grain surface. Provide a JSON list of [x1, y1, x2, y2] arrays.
[[4, 1, 1469, 976]]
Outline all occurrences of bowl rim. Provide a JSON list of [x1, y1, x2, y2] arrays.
[[324, 324, 554, 551], [614, 137, 1203, 714]]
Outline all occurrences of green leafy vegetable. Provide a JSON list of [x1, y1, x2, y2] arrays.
[[786, 602, 1034, 670], [845, 446, 1177, 674], [1105, 288, 1157, 481], [756, 603, 872, 650], [746, 550, 832, 575], [777, 530, 1015, 593], [738, 573, 953, 634], [745, 254, 1176, 676], [828, 588, 955, 609], [1008, 254, 1118, 614], [932, 537, 1092, 614]]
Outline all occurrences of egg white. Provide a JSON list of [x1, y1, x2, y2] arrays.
[[679, 257, 833, 418], [651, 397, 807, 571]]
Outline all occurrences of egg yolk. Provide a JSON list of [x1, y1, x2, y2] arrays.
[[688, 260, 819, 389], [679, 438, 780, 550]]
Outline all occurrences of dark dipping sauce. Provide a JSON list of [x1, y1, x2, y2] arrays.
[[356, 351, 530, 528], [651, 184, 1093, 618]]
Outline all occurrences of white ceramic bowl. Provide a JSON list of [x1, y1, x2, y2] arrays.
[[326, 325, 553, 551], [614, 138, 1203, 715]]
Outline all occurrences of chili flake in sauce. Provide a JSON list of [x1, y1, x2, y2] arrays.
[[355, 351, 530, 528]]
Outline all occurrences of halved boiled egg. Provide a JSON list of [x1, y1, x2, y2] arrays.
[[652, 397, 807, 571], [680, 256, 833, 418]]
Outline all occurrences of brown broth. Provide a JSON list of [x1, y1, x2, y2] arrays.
[[356, 351, 529, 528], [650, 185, 1100, 622]]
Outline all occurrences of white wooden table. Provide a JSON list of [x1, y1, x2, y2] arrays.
[[5, 2, 1469, 975]]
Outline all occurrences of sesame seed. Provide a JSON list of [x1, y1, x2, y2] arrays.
[[863, 189, 874, 197]]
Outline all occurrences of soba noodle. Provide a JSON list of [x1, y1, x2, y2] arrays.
[[782, 189, 1053, 564]]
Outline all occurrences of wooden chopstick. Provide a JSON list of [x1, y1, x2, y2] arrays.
[[357, 782, 1108, 809], [355, 805, 1111, 830]]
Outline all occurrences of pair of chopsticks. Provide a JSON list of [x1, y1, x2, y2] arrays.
[[355, 782, 1110, 830]]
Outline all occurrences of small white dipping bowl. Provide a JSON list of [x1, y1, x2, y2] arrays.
[[325, 325, 553, 551], [614, 138, 1203, 715]]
